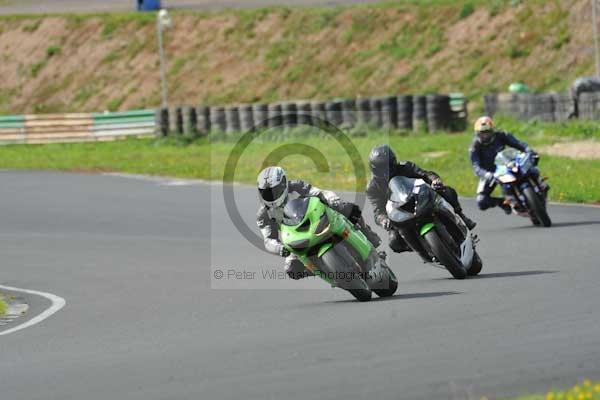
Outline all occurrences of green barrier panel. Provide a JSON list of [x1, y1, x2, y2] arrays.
[[92, 109, 155, 120], [93, 116, 155, 125], [0, 115, 25, 129]]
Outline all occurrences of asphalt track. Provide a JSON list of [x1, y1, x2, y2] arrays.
[[0, 171, 599, 400], [0, 0, 384, 14]]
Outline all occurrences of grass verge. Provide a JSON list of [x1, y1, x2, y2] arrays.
[[0, 294, 7, 316], [504, 379, 600, 400], [0, 118, 597, 204]]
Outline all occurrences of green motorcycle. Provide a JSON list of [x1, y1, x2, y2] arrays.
[[280, 197, 398, 302]]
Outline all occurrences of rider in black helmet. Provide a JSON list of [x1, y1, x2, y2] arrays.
[[366, 144, 476, 254]]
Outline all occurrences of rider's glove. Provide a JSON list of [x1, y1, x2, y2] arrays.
[[348, 204, 362, 224], [431, 178, 444, 190], [529, 150, 540, 165], [378, 215, 392, 231], [328, 197, 342, 209], [279, 246, 290, 257]]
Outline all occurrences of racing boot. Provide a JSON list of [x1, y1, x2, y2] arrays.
[[356, 217, 381, 248], [456, 210, 477, 230], [389, 230, 413, 254], [499, 198, 513, 215]]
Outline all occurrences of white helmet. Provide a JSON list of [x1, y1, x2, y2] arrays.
[[257, 166, 289, 208]]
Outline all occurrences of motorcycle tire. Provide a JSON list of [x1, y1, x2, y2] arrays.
[[320, 244, 372, 302], [372, 267, 398, 298], [467, 251, 483, 276], [423, 229, 467, 279], [523, 187, 552, 227]]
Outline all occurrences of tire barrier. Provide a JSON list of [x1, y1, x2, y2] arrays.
[[156, 107, 169, 137], [160, 93, 467, 137], [449, 93, 468, 132], [175, 107, 184, 135], [225, 106, 241, 135], [268, 103, 282, 128], [210, 106, 227, 132], [356, 98, 372, 126], [310, 101, 327, 124], [183, 106, 197, 136], [196, 105, 210, 135], [239, 104, 254, 133], [578, 92, 600, 120], [381, 96, 398, 129], [253, 103, 269, 129], [553, 92, 574, 122], [412, 95, 427, 132], [341, 98, 357, 128], [369, 97, 383, 128], [326, 100, 343, 127], [281, 102, 298, 126], [483, 91, 592, 122], [0, 110, 156, 144], [296, 101, 312, 125], [426, 94, 451, 132], [396, 95, 413, 130]]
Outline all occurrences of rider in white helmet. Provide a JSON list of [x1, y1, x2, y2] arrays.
[[256, 166, 381, 280]]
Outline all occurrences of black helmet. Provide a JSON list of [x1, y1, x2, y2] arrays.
[[369, 144, 397, 179]]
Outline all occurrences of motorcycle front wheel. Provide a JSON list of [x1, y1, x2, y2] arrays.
[[320, 244, 372, 302], [523, 187, 552, 227], [423, 229, 467, 279]]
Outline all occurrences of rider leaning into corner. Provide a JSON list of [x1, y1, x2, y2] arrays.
[[256, 166, 382, 280], [469, 116, 548, 214], [366, 144, 477, 254]]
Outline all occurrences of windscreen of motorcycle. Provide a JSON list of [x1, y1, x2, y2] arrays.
[[388, 176, 416, 206], [494, 148, 519, 168], [283, 197, 310, 226]]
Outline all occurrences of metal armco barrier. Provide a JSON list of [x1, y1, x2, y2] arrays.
[[0, 110, 156, 145]]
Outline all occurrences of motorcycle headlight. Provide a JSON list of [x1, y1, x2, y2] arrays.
[[498, 175, 517, 183], [315, 214, 330, 236]]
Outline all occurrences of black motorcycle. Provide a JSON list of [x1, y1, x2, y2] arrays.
[[386, 176, 483, 279]]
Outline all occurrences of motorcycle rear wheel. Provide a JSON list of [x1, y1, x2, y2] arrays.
[[467, 251, 483, 276], [373, 268, 398, 298], [423, 229, 467, 279]]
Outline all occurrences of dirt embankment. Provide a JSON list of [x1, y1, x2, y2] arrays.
[[0, 0, 595, 114]]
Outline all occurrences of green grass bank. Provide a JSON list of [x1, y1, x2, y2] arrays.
[[0, 0, 593, 114]]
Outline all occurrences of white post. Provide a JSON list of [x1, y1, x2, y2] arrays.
[[594, 0, 600, 77], [157, 9, 172, 109]]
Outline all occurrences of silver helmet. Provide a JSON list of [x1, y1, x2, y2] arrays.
[[257, 166, 288, 208]]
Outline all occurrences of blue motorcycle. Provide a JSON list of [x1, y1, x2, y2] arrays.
[[493, 149, 551, 227]]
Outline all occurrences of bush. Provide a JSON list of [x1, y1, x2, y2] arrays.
[[459, 3, 475, 19]]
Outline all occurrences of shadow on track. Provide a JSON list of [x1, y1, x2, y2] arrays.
[[549, 221, 600, 228], [325, 291, 460, 304], [431, 270, 556, 281], [473, 270, 557, 279], [512, 220, 600, 229]]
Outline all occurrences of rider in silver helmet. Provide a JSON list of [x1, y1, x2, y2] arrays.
[[256, 166, 381, 280]]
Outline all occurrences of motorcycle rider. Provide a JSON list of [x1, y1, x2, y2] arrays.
[[469, 116, 546, 213], [366, 144, 477, 255], [256, 166, 381, 280]]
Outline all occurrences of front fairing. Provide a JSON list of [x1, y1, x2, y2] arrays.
[[280, 197, 333, 253], [386, 176, 434, 223]]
